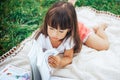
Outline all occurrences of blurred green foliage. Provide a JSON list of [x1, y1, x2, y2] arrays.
[[76, 0, 120, 15], [0, 0, 58, 56], [0, 0, 120, 56]]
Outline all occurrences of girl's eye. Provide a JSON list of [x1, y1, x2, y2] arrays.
[[50, 27, 54, 30], [59, 30, 64, 33]]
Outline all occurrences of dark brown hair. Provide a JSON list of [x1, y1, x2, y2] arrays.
[[36, 1, 82, 53]]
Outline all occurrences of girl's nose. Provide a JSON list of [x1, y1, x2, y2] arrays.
[[53, 30, 58, 36]]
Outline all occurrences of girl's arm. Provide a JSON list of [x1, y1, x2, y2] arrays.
[[85, 24, 109, 50], [48, 48, 74, 68]]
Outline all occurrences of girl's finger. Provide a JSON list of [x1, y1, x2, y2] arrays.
[[48, 60, 57, 68], [48, 56, 57, 63]]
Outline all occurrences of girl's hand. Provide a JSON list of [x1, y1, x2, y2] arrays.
[[48, 55, 61, 68]]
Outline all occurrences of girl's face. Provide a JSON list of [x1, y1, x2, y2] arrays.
[[47, 25, 69, 41]]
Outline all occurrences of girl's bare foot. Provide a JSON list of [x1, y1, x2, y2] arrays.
[[68, 0, 77, 5], [93, 23, 108, 33], [100, 23, 108, 30], [93, 26, 99, 33]]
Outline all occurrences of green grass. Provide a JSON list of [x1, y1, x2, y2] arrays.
[[76, 0, 120, 15], [0, 0, 58, 56], [0, 0, 120, 56]]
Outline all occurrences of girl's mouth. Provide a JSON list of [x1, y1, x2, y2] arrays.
[[51, 37, 59, 41], [52, 37, 58, 40]]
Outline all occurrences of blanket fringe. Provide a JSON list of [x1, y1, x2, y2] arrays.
[[76, 6, 120, 19]]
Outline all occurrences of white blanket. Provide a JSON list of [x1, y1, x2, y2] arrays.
[[0, 7, 120, 80]]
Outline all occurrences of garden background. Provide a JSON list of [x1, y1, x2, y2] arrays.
[[0, 0, 120, 56]]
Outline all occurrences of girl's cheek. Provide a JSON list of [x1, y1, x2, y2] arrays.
[[58, 35, 65, 40]]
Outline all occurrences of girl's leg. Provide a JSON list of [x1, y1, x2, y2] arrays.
[[85, 23, 109, 50], [68, 0, 77, 5], [93, 23, 108, 40]]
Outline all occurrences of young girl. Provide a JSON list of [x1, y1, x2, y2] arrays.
[[36, 1, 82, 69], [36, 1, 109, 69], [68, 0, 109, 50]]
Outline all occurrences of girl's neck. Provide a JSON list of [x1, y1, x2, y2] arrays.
[[50, 38, 62, 48]]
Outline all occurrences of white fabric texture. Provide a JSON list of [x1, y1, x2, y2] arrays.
[[28, 39, 59, 80], [0, 7, 120, 80], [37, 33, 75, 53], [28, 40, 42, 80]]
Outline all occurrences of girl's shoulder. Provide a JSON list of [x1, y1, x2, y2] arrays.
[[37, 33, 46, 40], [36, 33, 48, 46]]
